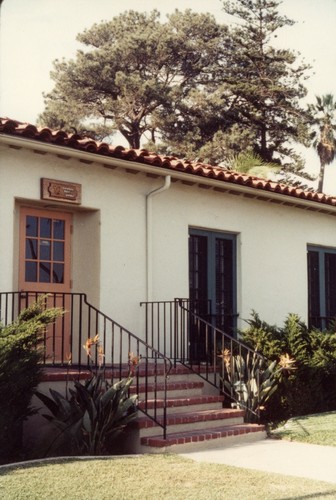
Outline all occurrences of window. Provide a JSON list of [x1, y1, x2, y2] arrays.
[[19, 207, 72, 293], [307, 246, 336, 329], [24, 215, 65, 283]]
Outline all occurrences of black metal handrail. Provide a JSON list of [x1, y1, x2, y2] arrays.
[[0, 291, 172, 438], [141, 298, 267, 421]]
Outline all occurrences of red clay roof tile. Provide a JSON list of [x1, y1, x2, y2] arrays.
[[1, 117, 336, 208]]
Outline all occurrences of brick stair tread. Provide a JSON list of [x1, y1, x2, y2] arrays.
[[141, 423, 265, 447], [135, 408, 244, 429], [41, 363, 218, 382], [138, 394, 224, 409]]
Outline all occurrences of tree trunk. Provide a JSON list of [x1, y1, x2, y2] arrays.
[[120, 128, 141, 149], [317, 162, 325, 193]]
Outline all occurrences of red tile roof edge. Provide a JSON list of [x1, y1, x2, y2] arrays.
[[1, 117, 335, 208]]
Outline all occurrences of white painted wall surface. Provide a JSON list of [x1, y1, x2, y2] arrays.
[[1, 143, 336, 339], [151, 183, 336, 328]]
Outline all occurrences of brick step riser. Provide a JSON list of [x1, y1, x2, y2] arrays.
[[139, 416, 245, 437], [138, 428, 266, 454], [138, 402, 224, 416]]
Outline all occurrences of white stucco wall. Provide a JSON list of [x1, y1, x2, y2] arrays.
[[1, 142, 336, 339], [151, 183, 336, 327]]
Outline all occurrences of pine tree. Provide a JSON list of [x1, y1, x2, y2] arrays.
[[218, 0, 312, 178], [38, 10, 227, 149]]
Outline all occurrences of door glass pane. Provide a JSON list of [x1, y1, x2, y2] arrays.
[[53, 219, 65, 240], [39, 262, 51, 282], [25, 239, 37, 259], [53, 241, 64, 262], [25, 262, 37, 282], [216, 238, 234, 333], [307, 250, 320, 328], [40, 218, 51, 238], [22, 211, 69, 287], [53, 263, 64, 283], [40, 240, 51, 260], [189, 235, 208, 308], [26, 216, 38, 237]]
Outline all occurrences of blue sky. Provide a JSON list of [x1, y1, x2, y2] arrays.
[[1, 0, 336, 191]]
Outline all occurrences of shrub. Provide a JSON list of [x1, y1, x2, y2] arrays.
[[0, 296, 63, 464], [241, 312, 336, 424]]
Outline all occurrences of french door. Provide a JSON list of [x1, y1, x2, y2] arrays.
[[19, 207, 72, 362], [189, 229, 237, 359]]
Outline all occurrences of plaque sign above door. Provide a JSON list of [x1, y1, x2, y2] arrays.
[[41, 178, 82, 205]]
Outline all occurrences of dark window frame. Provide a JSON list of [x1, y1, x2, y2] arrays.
[[307, 245, 336, 330]]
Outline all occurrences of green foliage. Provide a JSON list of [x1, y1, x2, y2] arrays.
[[308, 93, 336, 192], [38, 10, 227, 149], [0, 297, 63, 464], [229, 151, 281, 178], [221, 0, 312, 169], [221, 349, 280, 422], [36, 369, 138, 457], [241, 311, 284, 359], [38, 3, 313, 184], [241, 312, 336, 423]]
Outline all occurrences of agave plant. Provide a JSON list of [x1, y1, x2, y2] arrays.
[[36, 371, 137, 456], [36, 338, 138, 456], [219, 349, 285, 423]]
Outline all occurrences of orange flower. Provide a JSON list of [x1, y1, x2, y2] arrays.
[[128, 352, 141, 367], [97, 346, 105, 368], [218, 348, 231, 368], [279, 353, 296, 371], [83, 334, 100, 358]]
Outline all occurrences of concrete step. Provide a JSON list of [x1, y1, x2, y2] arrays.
[[138, 394, 224, 415], [41, 363, 219, 387], [130, 380, 206, 398], [139, 423, 266, 453], [137, 408, 245, 437]]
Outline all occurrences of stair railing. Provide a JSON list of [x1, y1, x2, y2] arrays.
[[0, 291, 172, 438], [141, 298, 267, 422]]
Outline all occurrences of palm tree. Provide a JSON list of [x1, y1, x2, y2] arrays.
[[309, 94, 336, 193], [228, 151, 281, 179]]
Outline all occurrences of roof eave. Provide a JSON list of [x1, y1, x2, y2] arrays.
[[1, 133, 335, 215]]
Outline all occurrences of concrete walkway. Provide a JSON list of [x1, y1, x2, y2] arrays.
[[180, 439, 336, 484]]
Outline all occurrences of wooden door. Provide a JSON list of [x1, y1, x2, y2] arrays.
[[19, 207, 72, 363]]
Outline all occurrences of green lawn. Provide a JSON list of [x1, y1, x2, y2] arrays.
[[1, 412, 336, 499], [1, 454, 336, 500], [270, 411, 336, 446]]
